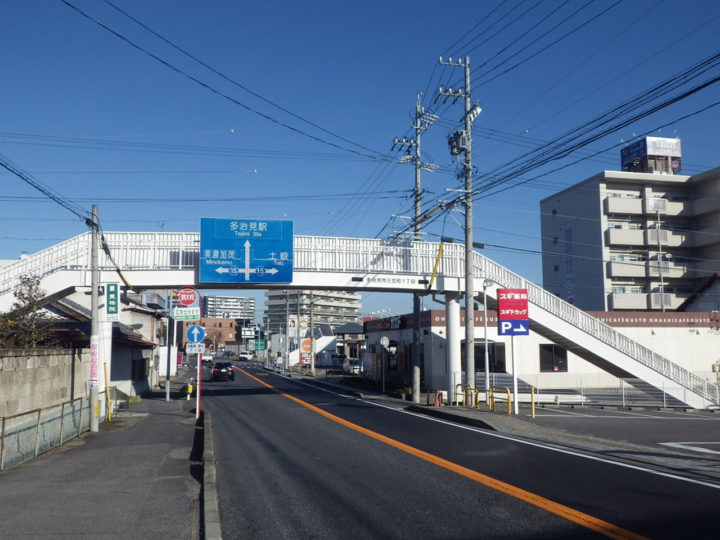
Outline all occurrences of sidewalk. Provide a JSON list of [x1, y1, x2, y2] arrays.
[[0, 367, 201, 540]]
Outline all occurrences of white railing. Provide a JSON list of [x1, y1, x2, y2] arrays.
[[473, 251, 718, 404], [1, 232, 717, 405]]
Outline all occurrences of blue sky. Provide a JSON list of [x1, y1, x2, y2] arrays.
[[2, 0, 720, 319]]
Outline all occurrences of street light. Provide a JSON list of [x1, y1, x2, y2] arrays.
[[482, 279, 494, 404]]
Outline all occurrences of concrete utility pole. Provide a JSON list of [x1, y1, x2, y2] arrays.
[[392, 93, 437, 404], [439, 56, 481, 406], [90, 204, 100, 432], [284, 289, 289, 370]]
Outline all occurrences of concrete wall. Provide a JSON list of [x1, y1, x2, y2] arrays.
[[0, 349, 89, 417], [541, 176, 606, 310]]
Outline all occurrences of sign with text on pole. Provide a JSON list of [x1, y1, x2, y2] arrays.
[[106, 283, 119, 322], [199, 218, 293, 284], [497, 288, 528, 416], [186, 325, 206, 354], [174, 287, 200, 321], [497, 288, 530, 336]]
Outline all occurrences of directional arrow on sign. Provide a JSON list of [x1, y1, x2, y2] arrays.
[[186, 325, 206, 343], [498, 320, 529, 336], [214, 239, 281, 280]]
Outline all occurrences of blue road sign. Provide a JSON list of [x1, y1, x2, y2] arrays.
[[186, 325, 206, 343], [498, 320, 529, 336], [199, 218, 293, 284]]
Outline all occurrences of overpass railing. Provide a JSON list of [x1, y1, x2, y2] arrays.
[[1, 232, 716, 404]]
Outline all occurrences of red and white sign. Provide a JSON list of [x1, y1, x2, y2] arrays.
[[497, 288, 528, 320], [177, 287, 198, 307]]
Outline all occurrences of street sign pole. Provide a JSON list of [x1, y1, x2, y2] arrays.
[[512, 335, 518, 415], [186, 325, 206, 420], [196, 352, 202, 420], [497, 288, 529, 414]]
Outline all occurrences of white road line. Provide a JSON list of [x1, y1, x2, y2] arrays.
[[533, 414, 718, 420], [290, 379, 720, 491], [533, 408, 592, 417], [660, 442, 720, 455]]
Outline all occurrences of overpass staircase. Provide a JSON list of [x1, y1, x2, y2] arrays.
[[0, 231, 717, 408]]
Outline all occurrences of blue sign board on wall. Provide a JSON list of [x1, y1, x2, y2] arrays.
[[199, 218, 293, 284]]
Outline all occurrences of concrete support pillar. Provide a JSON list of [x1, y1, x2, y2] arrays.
[[446, 292, 461, 405]]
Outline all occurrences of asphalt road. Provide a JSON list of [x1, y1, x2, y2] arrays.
[[202, 363, 720, 540]]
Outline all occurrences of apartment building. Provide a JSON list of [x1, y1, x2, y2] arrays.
[[264, 290, 361, 334], [541, 137, 720, 311], [201, 295, 255, 323]]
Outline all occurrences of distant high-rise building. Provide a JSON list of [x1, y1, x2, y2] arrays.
[[264, 290, 361, 334], [202, 295, 255, 323]]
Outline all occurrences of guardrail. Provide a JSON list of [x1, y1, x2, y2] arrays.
[[0, 391, 114, 471]]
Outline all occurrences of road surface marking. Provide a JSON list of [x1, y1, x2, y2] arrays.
[[660, 442, 720, 455], [239, 368, 647, 540], [292, 377, 720, 491]]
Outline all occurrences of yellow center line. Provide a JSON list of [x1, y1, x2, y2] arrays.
[[238, 368, 648, 540]]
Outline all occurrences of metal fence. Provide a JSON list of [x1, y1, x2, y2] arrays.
[[474, 373, 708, 409], [0, 391, 115, 471]]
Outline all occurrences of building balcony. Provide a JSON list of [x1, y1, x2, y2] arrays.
[[642, 198, 687, 216], [649, 291, 688, 310], [607, 260, 646, 277], [606, 228, 644, 246], [647, 260, 689, 279], [605, 196, 642, 214], [609, 291, 688, 310], [609, 292, 648, 310], [645, 229, 689, 248]]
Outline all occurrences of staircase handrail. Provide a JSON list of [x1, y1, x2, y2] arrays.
[[473, 250, 718, 403]]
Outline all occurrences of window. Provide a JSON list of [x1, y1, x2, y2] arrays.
[[464, 342, 506, 372], [539, 344, 567, 372]]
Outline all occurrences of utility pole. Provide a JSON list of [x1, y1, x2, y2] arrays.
[[89, 204, 100, 432], [439, 56, 481, 406], [392, 93, 437, 404], [165, 292, 174, 402], [284, 289, 289, 370]]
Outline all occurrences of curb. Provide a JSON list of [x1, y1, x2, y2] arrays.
[[405, 405, 498, 431], [203, 411, 222, 540]]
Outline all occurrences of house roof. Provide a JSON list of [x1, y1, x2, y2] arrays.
[[114, 323, 157, 348], [334, 322, 364, 334]]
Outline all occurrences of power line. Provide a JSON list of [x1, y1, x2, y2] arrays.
[[100, 0, 384, 159], [60, 0, 391, 162], [0, 153, 89, 220]]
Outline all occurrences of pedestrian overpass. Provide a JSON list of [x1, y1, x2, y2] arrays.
[[1, 231, 717, 409]]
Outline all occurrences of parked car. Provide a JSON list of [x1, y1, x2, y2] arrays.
[[343, 357, 362, 375], [212, 361, 235, 381], [219, 351, 239, 361]]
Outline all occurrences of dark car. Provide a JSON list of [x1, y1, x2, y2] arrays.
[[212, 361, 235, 381], [220, 351, 239, 361]]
